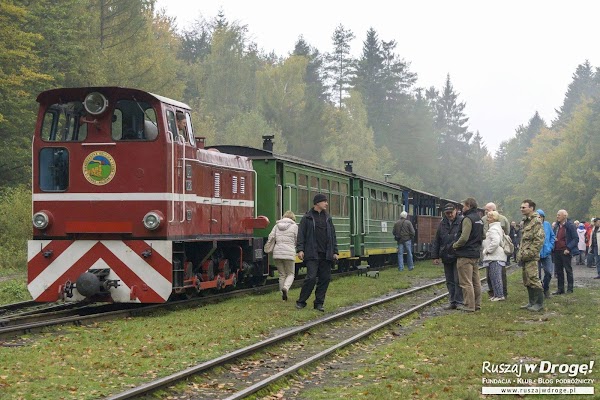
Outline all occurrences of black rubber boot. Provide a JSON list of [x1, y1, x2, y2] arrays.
[[520, 287, 533, 309], [527, 288, 544, 312]]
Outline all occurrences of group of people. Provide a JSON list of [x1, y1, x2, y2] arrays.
[[266, 191, 600, 315], [264, 193, 338, 312], [429, 197, 600, 313]]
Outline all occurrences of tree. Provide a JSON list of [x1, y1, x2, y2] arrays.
[[321, 91, 393, 180], [0, 1, 52, 186], [553, 60, 599, 128], [324, 24, 355, 108], [256, 55, 307, 156], [199, 17, 260, 133], [429, 75, 472, 199], [288, 36, 328, 160], [98, 0, 155, 49]]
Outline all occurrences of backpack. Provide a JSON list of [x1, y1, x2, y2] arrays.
[[501, 233, 514, 255]]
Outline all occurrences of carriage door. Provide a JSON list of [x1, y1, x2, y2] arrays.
[[350, 179, 365, 257], [166, 110, 186, 225]]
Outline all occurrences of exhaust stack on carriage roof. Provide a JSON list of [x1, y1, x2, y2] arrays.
[[344, 160, 353, 173], [262, 135, 274, 152]]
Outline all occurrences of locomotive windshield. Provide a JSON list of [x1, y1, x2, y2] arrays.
[[40, 99, 158, 142], [41, 101, 88, 142], [111, 99, 158, 141]]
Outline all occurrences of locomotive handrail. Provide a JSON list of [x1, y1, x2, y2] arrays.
[[169, 131, 175, 223], [179, 139, 186, 223]]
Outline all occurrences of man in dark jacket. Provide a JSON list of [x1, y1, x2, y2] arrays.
[[432, 203, 464, 309], [392, 211, 415, 271], [510, 221, 522, 263], [552, 209, 580, 294], [452, 197, 484, 312], [296, 193, 339, 312]]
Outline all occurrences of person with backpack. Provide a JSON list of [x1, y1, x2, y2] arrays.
[[536, 209, 556, 299], [265, 210, 298, 301], [393, 211, 415, 271], [452, 197, 484, 312], [482, 211, 507, 301], [483, 202, 510, 299]]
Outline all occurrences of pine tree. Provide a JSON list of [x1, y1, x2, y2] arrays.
[[324, 24, 355, 108], [430, 75, 472, 199], [553, 60, 598, 127]]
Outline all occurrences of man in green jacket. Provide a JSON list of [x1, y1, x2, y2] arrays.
[[516, 199, 545, 312]]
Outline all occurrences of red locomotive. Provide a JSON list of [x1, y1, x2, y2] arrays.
[[28, 87, 268, 303]]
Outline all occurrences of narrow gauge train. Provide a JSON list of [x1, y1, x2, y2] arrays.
[[211, 139, 455, 271], [28, 87, 454, 304]]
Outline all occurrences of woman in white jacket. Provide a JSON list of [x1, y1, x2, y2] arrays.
[[267, 211, 298, 301], [482, 211, 507, 301]]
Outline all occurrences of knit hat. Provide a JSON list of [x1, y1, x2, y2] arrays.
[[443, 203, 455, 212], [536, 209, 545, 217], [313, 193, 327, 204]]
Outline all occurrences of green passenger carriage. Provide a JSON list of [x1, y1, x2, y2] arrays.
[[210, 137, 435, 271]]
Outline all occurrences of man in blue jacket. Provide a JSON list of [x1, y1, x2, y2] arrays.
[[296, 193, 339, 312], [552, 209, 580, 295], [536, 209, 556, 298]]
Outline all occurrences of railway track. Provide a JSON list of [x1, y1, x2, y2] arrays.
[[0, 266, 382, 340], [105, 276, 453, 399]]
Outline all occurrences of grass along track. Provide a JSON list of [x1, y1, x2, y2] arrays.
[[107, 277, 451, 399]]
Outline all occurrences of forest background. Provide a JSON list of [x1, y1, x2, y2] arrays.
[[1, 0, 599, 269]]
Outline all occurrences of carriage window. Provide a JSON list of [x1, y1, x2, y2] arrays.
[[299, 187, 309, 212], [298, 174, 307, 186], [41, 102, 87, 142], [310, 176, 318, 189], [330, 194, 340, 215], [285, 171, 296, 185], [341, 183, 348, 195], [111, 100, 157, 141], [39, 147, 69, 191]]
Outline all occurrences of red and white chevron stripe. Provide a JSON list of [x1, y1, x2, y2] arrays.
[[27, 240, 173, 303]]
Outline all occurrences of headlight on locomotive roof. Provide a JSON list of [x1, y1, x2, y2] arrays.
[[83, 91, 108, 115], [143, 211, 163, 231], [32, 211, 51, 230]]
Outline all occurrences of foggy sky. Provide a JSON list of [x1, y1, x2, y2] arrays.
[[156, 0, 599, 154]]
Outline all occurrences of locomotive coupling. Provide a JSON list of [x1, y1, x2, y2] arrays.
[[74, 269, 120, 298]]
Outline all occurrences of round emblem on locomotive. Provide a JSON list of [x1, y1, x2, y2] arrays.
[[82, 151, 116, 185]]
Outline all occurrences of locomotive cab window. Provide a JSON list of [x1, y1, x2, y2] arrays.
[[111, 100, 158, 141], [41, 102, 88, 142], [39, 147, 69, 191]]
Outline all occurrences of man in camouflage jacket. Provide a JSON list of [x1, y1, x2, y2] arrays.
[[516, 199, 545, 312]]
